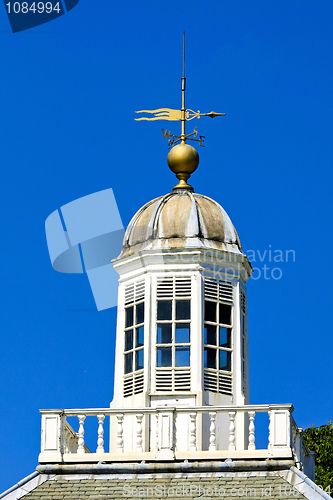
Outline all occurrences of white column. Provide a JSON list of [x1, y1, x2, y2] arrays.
[[209, 412, 217, 451], [116, 413, 124, 452], [248, 411, 256, 450], [96, 414, 105, 453], [189, 413, 197, 451], [136, 413, 144, 452], [77, 415, 86, 453], [228, 411, 236, 450]]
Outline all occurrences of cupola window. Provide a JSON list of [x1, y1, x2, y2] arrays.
[[204, 301, 232, 371], [124, 302, 144, 373], [155, 277, 192, 391], [203, 278, 233, 395], [156, 299, 191, 367], [123, 280, 145, 397]]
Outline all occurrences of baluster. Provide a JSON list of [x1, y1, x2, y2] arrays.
[[155, 412, 159, 451], [136, 413, 144, 452], [77, 415, 86, 453], [63, 425, 70, 454], [96, 414, 105, 453], [209, 412, 217, 451], [116, 413, 124, 452], [228, 411, 236, 451], [60, 416, 67, 454], [173, 411, 177, 451], [189, 412, 197, 451], [268, 410, 273, 451], [248, 411, 256, 450]]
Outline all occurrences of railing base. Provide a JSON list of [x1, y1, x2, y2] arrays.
[[37, 458, 296, 475], [39, 448, 293, 465]]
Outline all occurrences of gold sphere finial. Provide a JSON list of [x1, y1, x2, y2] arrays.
[[167, 142, 199, 191]]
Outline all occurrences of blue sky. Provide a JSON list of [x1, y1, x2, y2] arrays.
[[0, 0, 332, 492]]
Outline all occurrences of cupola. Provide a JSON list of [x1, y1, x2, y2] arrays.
[[109, 38, 252, 453]]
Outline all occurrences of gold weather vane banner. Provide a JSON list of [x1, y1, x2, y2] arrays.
[[135, 108, 225, 121], [135, 108, 182, 121]]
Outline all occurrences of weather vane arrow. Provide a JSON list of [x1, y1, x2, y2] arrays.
[[135, 31, 225, 148], [134, 109, 225, 122]]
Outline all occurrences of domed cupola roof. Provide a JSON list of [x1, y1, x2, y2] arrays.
[[118, 189, 243, 259]]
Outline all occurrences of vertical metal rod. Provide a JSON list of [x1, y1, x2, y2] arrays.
[[181, 30, 186, 143], [183, 30, 185, 79]]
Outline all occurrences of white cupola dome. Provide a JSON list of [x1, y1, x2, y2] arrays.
[[119, 190, 243, 259]]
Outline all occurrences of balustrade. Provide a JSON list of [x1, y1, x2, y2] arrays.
[[39, 403, 309, 468]]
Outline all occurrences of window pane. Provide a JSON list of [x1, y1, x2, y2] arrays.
[[204, 347, 216, 369], [176, 300, 190, 320], [175, 347, 190, 366], [175, 323, 190, 343], [157, 324, 172, 344], [157, 300, 172, 320], [124, 352, 133, 374], [125, 330, 133, 351], [204, 324, 216, 345], [205, 301, 216, 322], [136, 326, 144, 347], [219, 327, 231, 348], [135, 349, 144, 370], [219, 350, 231, 371], [219, 303, 231, 325], [136, 302, 144, 325], [125, 306, 133, 327], [157, 347, 172, 367]]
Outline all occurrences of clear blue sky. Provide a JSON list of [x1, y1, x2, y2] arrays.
[[0, 0, 332, 493]]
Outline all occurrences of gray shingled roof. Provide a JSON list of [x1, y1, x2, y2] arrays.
[[22, 471, 307, 500]]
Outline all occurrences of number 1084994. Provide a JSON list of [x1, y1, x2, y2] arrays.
[[5, 2, 61, 14]]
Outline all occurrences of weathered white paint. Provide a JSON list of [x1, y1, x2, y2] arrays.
[[110, 240, 251, 452], [120, 191, 244, 258], [38, 403, 312, 467], [43, 416, 58, 451]]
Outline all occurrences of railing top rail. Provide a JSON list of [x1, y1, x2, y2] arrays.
[[40, 403, 294, 416]]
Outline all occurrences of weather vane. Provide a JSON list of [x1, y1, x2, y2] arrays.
[[135, 31, 225, 149]]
